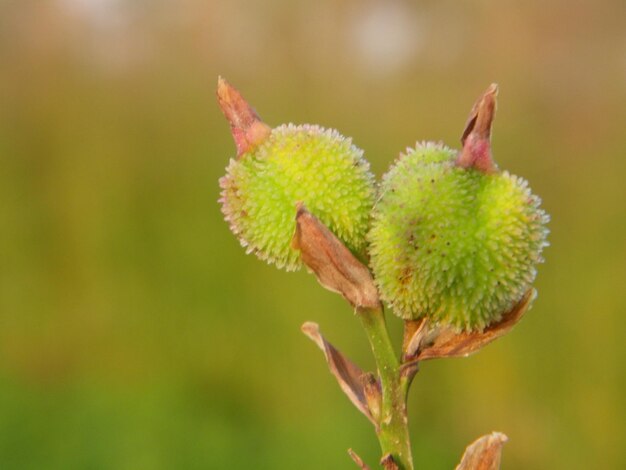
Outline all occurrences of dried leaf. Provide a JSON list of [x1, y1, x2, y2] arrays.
[[402, 318, 428, 360], [415, 289, 535, 361], [456, 432, 508, 470], [293, 204, 380, 309], [348, 449, 371, 470], [380, 453, 400, 470], [301, 322, 378, 425]]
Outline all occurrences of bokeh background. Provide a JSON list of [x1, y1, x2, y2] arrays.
[[1, 0, 625, 468]]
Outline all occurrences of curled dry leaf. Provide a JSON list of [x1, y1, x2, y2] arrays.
[[404, 289, 535, 364], [293, 204, 380, 309], [301, 322, 380, 426], [456, 432, 508, 470], [348, 448, 371, 470]]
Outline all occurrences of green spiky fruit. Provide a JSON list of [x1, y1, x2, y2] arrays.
[[220, 124, 375, 271], [368, 142, 549, 331]]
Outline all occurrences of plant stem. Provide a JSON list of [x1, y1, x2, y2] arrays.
[[359, 306, 414, 470]]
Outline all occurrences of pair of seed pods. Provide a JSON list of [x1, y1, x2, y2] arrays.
[[218, 79, 549, 332]]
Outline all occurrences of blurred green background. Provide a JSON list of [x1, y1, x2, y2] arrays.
[[1, 0, 625, 468]]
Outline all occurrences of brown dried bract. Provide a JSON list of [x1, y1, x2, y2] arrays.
[[402, 318, 428, 361], [403, 289, 535, 365], [302, 322, 380, 426], [216, 77, 271, 157], [293, 203, 380, 310], [456, 432, 508, 470]]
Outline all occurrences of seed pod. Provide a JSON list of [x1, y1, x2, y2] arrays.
[[368, 86, 549, 331], [218, 78, 375, 271]]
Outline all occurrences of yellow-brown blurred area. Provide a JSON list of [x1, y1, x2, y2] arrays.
[[1, 1, 625, 468]]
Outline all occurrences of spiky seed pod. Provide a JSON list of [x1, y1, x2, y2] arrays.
[[368, 86, 549, 331], [218, 79, 375, 271]]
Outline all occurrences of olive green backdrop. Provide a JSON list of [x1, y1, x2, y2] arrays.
[[1, 1, 624, 468]]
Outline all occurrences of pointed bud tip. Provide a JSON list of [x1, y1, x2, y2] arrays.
[[457, 84, 500, 173], [216, 76, 271, 157], [462, 83, 499, 143], [215, 76, 236, 110]]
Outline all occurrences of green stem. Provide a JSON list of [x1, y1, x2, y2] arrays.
[[359, 306, 414, 470]]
